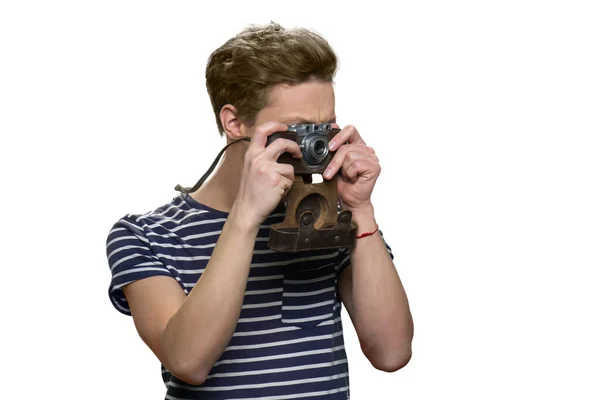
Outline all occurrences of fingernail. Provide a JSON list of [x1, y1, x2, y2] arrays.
[[324, 169, 332, 179], [328, 140, 336, 151]]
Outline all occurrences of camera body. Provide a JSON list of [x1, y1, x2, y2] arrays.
[[266, 123, 341, 175], [265, 123, 357, 252]]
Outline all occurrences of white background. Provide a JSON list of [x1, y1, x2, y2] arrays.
[[1, 1, 599, 399]]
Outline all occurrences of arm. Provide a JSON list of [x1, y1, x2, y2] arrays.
[[124, 210, 258, 385], [324, 124, 413, 372], [121, 122, 300, 385], [337, 206, 414, 372]]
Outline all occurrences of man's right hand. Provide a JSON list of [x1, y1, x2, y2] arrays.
[[232, 121, 302, 229]]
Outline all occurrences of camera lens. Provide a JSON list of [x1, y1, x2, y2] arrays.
[[313, 140, 326, 156], [302, 136, 329, 165]]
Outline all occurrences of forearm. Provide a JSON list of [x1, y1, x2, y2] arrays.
[[349, 206, 413, 367], [161, 206, 258, 382]]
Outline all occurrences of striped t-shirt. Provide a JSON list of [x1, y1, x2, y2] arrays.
[[106, 193, 393, 399]]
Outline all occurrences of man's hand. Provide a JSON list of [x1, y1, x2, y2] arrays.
[[232, 121, 303, 230], [323, 124, 381, 214]]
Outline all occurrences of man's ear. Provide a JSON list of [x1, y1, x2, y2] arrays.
[[220, 105, 247, 141]]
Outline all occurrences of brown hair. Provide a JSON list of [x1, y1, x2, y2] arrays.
[[205, 22, 338, 135]]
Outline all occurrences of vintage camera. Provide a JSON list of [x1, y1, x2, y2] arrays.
[[266, 123, 340, 175], [265, 123, 357, 252]]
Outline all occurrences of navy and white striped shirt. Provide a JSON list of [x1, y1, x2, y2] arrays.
[[106, 193, 393, 399]]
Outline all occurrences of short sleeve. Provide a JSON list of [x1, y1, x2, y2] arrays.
[[105, 217, 173, 316], [336, 230, 395, 279]]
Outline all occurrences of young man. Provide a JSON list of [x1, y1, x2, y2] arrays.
[[106, 22, 413, 399]]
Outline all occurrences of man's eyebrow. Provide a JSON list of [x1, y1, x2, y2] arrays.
[[287, 116, 337, 124]]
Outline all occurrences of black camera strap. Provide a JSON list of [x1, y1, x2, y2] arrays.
[[174, 137, 251, 194]]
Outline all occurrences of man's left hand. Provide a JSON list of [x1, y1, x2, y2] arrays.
[[323, 125, 380, 213]]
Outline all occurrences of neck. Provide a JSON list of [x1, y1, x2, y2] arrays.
[[189, 139, 248, 214]]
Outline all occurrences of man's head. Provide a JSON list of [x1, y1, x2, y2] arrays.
[[206, 22, 338, 141]]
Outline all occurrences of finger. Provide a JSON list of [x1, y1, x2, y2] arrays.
[[340, 153, 378, 182], [328, 125, 365, 152], [279, 175, 293, 198], [272, 162, 295, 181], [344, 159, 380, 183], [323, 144, 366, 180], [262, 137, 303, 161], [343, 160, 361, 183], [249, 121, 290, 152], [341, 151, 375, 175], [266, 168, 294, 196]]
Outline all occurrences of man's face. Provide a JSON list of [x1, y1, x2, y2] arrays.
[[249, 80, 337, 133]]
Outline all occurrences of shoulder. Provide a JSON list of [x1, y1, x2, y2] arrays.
[[106, 194, 214, 238], [105, 195, 192, 314]]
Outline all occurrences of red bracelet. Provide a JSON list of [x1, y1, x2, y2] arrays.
[[356, 225, 379, 239]]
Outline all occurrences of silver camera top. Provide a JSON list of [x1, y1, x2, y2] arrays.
[[287, 123, 333, 136]]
